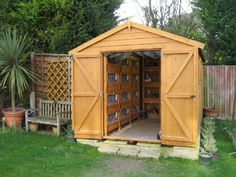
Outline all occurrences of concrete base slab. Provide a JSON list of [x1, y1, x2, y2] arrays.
[[137, 142, 161, 148], [98, 145, 120, 155], [138, 148, 160, 159], [160, 146, 198, 160], [104, 140, 128, 145], [117, 146, 140, 157], [77, 139, 199, 160], [170, 146, 199, 160], [76, 139, 101, 147]]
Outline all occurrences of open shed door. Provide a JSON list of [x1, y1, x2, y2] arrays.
[[72, 54, 103, 139], [161, 49, 198, 147]]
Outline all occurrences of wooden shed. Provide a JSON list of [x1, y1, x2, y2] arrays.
[[69, 21, 204, 148]]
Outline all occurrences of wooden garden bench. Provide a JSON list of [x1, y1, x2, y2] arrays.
[[25, 99, 71, 136]]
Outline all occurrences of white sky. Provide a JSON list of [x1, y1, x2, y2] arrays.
[[117, 0, 192, 24]]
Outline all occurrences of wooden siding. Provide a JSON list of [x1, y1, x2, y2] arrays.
[[70, 22, 203, 148], [204, 66, 236, 119], [79, 27, 193, 54], [72, 55, 103, 139], [161, 49, 198, 147]]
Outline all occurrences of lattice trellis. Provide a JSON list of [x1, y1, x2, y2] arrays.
[[46, 61, 70, 101]]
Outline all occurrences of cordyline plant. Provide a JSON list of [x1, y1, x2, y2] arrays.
[[0, 29, 37, 112]]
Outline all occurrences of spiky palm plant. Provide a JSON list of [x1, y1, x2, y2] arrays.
[[0, 29, 37, 112]]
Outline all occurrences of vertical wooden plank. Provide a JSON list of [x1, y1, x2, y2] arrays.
[[203, 65, 236, 119], [100, 53, 104, 136], [67, 57, 71, 101], [71, 55, 74, 130]]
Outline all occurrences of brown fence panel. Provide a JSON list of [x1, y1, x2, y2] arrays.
[[31, 53, 71, 107], [204, 66, 236, 119]]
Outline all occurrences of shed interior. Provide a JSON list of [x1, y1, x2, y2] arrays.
[[104, 51, 161, 142]]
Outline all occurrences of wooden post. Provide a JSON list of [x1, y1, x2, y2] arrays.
[[67, 56, 72, 101], [232, 84, 236, 122], [30, 92, 35, 109]]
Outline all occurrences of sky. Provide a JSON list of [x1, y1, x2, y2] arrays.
[[117, 0, 192, 24]]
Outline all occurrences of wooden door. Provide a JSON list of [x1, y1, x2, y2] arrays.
[[161, 49, 198, 147], [72, 54, 103, 139]]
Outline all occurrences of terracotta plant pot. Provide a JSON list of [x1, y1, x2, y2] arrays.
[[3, 108, 25, 128], [203, 108, 220, 118], [29, 123, 39, 132], [52, 126, 58, 134]]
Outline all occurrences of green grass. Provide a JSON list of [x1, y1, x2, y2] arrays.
[[0, 120, 235, 177]]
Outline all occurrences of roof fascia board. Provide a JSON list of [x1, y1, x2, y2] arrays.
[[131, 22, 204, 49], [69, 22, 128, 55]]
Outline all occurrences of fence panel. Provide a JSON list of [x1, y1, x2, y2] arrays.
[[31, 53, 71, 107], [204, 66, 236, 119]]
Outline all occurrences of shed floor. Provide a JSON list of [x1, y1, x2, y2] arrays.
[[109, 119, 160, 140]]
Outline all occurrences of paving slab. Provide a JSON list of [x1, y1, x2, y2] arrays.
[[170, 146, 199, 160], [138, 148, 160, 159], [76, 139, 101, 147], [104, 140, 128, 145], [137, 142, 161, 148], [77, 138, 199, 160], [117, 146, 140, 157], [98, 145, 120, 155]]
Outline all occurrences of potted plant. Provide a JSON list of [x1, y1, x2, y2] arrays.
[[203, 105, 220, 118], [0, 29, 37, 128], [29, 123, 39, 132]]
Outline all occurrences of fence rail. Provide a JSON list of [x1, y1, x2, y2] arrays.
[[204, 66, 236, 119]]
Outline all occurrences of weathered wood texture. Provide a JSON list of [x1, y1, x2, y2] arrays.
[[204, 66, 236, 119], [25, 99, 71, 136], [69, 21, 204, 147], [31, 53, 71, 106]]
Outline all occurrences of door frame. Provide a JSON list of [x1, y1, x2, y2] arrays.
[[100, 47, 162, 143]]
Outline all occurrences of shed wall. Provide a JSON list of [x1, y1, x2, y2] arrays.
[[77, 27, 193, 54], [71, 25, 203, 147]]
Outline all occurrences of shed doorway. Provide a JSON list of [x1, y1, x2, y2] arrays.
[[103, 51, 161, 143]]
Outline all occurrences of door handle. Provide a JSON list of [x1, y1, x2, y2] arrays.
[[190, 95, 196, 99]]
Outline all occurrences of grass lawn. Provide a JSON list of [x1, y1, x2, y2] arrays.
[[0, 120, 235, 177]]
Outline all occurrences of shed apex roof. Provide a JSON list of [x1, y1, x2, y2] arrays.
[[69, 21, 204, 54]]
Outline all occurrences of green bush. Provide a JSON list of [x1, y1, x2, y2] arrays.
[[201, 117, 217, 153], [224, 121, 236, 150]]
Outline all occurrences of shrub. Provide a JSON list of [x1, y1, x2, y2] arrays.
[[224, 121, 236, 150], [201, 117, 217, 153]]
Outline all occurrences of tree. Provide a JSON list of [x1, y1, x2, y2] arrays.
[[0, 29, 37, 111], [140, 0, 183, 29], [164, 11, 205, 42], [192, 0, 236, 64], [136, 0, 204, 42], [0, 0, 26, 29], [2, 0, 122, 53]]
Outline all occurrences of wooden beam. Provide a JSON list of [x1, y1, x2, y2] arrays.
[[103, 136, 161, 144]]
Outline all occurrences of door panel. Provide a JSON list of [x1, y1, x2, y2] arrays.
[[161, 49, 198, 147], [72, 54, 103, 139]]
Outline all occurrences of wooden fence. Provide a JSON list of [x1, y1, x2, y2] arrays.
[[204, 66, 236, 119], [31, 53, 71, 107]]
